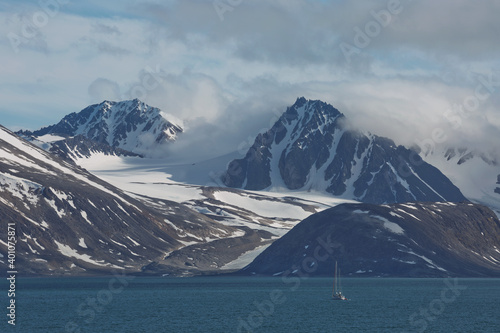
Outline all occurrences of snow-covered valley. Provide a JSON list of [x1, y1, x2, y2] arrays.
[[72, 151, 358, 270]]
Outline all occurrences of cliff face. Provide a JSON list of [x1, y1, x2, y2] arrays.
[[241, 202, 500, 277]]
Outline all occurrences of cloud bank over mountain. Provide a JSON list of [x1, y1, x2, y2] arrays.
[[1, 0, 499, 160]]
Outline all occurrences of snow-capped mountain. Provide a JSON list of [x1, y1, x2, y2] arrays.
[[222, 97, 466, 204], [18, 99, 182, 157]]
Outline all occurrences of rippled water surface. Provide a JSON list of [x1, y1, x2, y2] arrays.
[[2, 276, 499, 332]]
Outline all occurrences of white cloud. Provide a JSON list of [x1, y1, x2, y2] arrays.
[[88, 78, 121, 102], [0, 0, 499, 159]]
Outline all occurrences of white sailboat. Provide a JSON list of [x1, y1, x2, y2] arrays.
[[332, 261, 348, 301]]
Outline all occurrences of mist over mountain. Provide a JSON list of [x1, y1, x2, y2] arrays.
[[16, 96, 497, 214], [422, 146, 500, 215]]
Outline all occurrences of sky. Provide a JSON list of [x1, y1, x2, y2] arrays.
[[1, 0, 500, 160]]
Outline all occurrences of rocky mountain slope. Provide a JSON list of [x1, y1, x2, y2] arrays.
[[18, 99, 182, 157], [47, 134, 142, 161], [241, 201, 500, 277], [1, 125, 316, 276], [222, 98, 466, 204]]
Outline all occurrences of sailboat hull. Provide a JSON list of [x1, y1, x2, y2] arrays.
[[331, 296, 348, 301]]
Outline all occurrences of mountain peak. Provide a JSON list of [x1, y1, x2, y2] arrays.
[[18, 99, 183, 157], [293, 96, 307, 107], [222, 98, 466, 204], [287, 98, 343, 125]]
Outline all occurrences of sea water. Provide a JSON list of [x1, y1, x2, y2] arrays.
[[1, 276, 499, 332]]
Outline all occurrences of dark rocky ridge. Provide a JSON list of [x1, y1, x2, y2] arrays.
[[241, 202, 500, 277], [47, 135, 142, 161], [222, 98, 467, 204]]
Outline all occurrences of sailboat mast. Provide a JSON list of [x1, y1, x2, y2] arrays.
[[331, 261, 347, 300], [333, 261, 338, 296], [338, 268, 342, 293]]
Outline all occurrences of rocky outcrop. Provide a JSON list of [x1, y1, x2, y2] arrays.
[[495, 174, 500, 195]]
